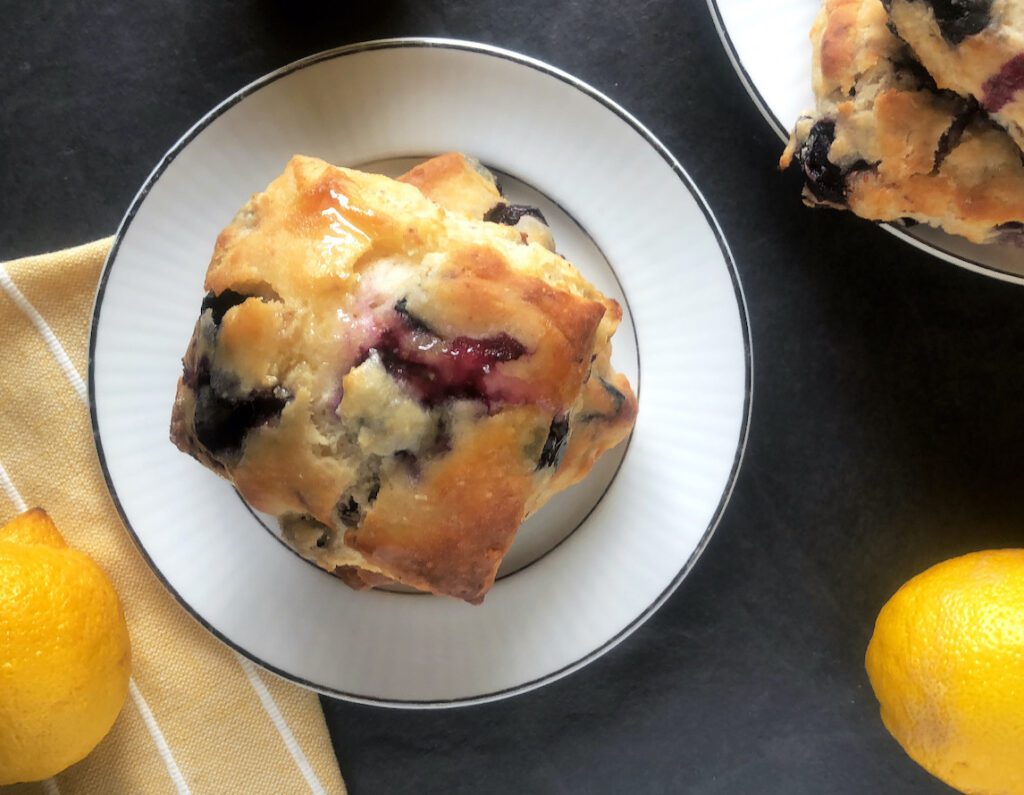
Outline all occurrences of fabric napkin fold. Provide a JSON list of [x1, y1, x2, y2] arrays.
[[0, 240, 345, 795]]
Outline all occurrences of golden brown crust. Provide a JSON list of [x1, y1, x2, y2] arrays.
[[398, 152, 502, 218], [330, 566, 396, 590], [848, 124, 1024, 233], [346, 409, 541, 603], [817, 0, 858, 86], [815, 0, 891, 92]]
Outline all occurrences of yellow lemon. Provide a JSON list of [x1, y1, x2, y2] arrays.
[[866, 549, 1024, 795], [0, 508, 132, 785]]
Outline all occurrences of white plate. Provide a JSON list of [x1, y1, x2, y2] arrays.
[[90, 39, 751, 707], [707, 0, 1024, 284]]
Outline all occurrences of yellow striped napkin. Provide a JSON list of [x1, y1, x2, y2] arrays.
[[0, 240, 346, 795]]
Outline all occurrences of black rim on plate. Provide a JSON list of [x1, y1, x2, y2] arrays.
[[704, 0, 1024, 284], [88, 38, 754, 708]]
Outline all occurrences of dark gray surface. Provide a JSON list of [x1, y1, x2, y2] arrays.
[[4, 1, 1021, 792]]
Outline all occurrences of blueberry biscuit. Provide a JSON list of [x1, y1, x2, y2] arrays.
[[884, 0, 1024, 148], [170, 153, 637, 603], [781, 0, 1024, 244]]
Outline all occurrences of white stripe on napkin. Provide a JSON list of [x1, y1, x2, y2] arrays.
[[0, 458, 28, 512], [237, 655, 327, 794], [0, 265, 87, 404], [128, 680, 192, 794]]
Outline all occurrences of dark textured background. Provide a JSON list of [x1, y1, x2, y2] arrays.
[[5, 0, 1022, 792]]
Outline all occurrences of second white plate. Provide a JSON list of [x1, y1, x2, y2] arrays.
[[91, 39, 752, 706], [708, 0, 1024, 283]]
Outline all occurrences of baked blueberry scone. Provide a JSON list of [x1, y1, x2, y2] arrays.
[[170, 153, 637, 603], [780, 0, 1024, 244], [883, 0, 1024, 148]]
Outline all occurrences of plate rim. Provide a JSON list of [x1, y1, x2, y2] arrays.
[[88, 37, 755, 708], [704, 0, 1024, 286]]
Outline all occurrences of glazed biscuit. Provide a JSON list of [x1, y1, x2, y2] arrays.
[[170, 154, 637, 602]]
